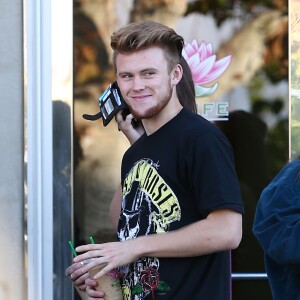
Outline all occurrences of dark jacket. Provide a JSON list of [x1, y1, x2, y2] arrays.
[[253, 159, 300, 300]]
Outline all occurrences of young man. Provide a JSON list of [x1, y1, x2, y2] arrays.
[[69, 20, 244, 299]]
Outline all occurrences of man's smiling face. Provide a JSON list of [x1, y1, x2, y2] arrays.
[[116, 46, 174, 120]]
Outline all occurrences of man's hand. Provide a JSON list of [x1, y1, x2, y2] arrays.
[[65, 262, 105, 300], [72, 240, 139, 280], [65, 262, 89, 291], [115, 110, 144, 145]]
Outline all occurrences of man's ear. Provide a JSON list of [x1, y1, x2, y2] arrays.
[[171, 64, 183, 86]]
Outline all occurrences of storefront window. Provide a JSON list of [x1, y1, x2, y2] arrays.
[[72, 1, 290, 299]]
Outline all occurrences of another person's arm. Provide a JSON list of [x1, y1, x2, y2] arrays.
[[253, 161, 300, 269]]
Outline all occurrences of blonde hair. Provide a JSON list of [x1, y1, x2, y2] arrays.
[[110, 20, 184, 72]]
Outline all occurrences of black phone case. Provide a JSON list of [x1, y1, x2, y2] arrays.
[[82, 81, 128, 126]]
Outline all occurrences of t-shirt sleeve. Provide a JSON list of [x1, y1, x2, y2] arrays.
[[185, 130, 244, 218]]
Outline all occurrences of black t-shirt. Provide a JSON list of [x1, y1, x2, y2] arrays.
[[118, 108, 244, 300]]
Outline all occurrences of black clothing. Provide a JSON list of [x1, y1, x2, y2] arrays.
[[118, 108, 244, 299]]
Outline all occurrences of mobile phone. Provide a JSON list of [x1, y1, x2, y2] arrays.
[[82, 81, 128, 127]]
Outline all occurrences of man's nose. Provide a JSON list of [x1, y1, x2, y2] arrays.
[[131, 76, 145, 90]]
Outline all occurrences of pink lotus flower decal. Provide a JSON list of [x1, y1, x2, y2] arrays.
[[182, 39, 232, 97]]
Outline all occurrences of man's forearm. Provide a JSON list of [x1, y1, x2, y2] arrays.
[[132, 209, 242, 258]]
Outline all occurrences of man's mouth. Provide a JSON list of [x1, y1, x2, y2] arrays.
[[131, 94, 151, 102]]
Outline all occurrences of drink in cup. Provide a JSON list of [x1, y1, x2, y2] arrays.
[[83, 258, 123, 300], [74, 286, 87, 299]]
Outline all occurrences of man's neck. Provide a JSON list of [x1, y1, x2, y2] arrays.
[[142, 100, 183, 136]]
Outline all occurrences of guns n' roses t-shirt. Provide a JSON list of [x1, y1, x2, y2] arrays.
[[118, 108, 244, 300]]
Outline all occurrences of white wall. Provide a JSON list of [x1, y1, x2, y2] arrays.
[[0, 0, 26, 299]]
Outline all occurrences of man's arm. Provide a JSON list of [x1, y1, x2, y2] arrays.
[[73, 209, 242, 279], [109, 184, 122, 230], [65, 263, 105, 300], [136, 208, 242, 257], [109, 111, 145, 230]]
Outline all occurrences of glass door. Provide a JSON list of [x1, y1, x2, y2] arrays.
[[71, 1, 291, 299]]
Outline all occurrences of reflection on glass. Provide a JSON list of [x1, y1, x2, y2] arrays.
[[291, 0, 300, 159], [52, 0, 73, 299], [53, 100, 74, 299]]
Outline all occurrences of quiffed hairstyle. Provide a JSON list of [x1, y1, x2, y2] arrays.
[[110, 20, 184, 72]]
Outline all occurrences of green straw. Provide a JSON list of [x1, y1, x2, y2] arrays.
[[89, 236, 95, 244], [68, 240, 77, 256]]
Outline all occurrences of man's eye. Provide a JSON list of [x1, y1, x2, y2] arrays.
[[144, 71, 155, 76], [121, 74, 132, 79]]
